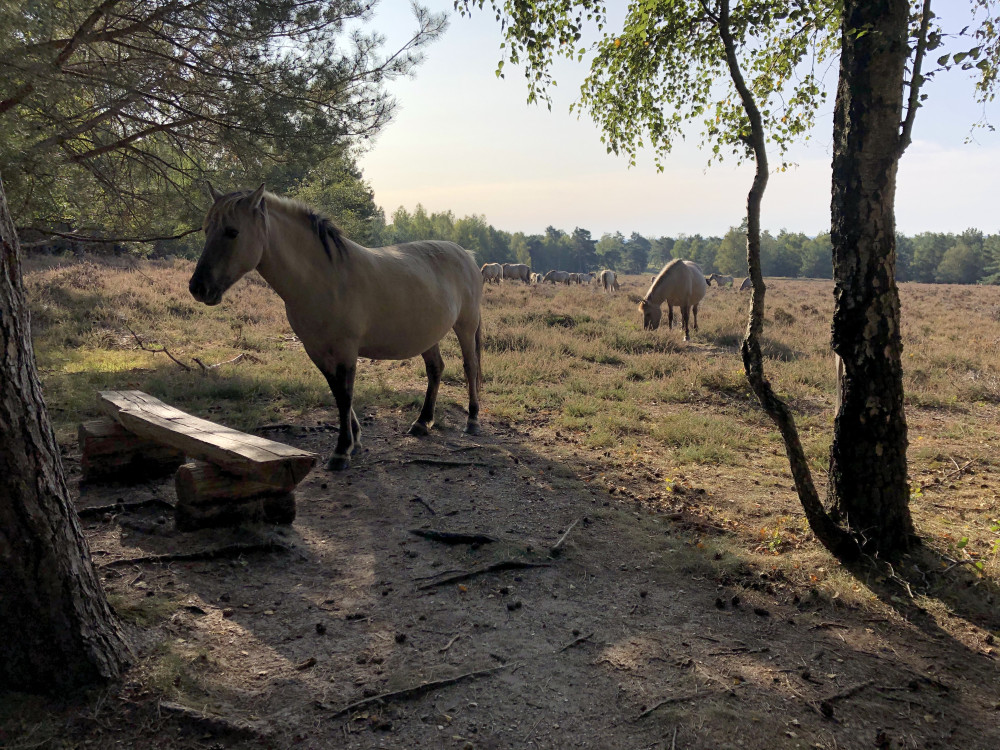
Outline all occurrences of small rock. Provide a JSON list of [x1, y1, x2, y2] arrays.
[[315, 622, 326, 635]]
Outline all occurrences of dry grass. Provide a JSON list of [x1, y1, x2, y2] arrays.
[[25, 255, 1000, 612]]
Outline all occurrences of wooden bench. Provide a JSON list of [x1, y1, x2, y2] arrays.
[[80, 390, 317, 529]]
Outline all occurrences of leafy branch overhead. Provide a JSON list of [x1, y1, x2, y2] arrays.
[[0, 1, 447, 238], [457, 0, 839, 169]]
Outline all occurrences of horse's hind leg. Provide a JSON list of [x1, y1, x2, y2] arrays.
[[409, 344, 444, 437], [322, 362, 357, 470], [456, 319, 482, 435], [693, 303, 699, 331], [681, 305, 691, 342]]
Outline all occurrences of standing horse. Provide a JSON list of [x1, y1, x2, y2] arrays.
[[481, 262, 503, 285], [189, 185, 484, 471], [599, 269, 619, 292], [502, 263, 531, 283], [708, 272, 734, 287], [639, 259, 707, 341], [543, 270, 571, 284]]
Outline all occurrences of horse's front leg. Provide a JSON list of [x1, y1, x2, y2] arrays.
[[322, 361, 359, 470], [409, 344, 444, 437], [667, 305, 674, 330]]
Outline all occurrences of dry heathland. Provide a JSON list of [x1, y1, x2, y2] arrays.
[[2, 255, 999, 750]]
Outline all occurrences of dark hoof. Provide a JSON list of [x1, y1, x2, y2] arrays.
[[465, 421, 481, 436], [351, 441, 363, 455], [327, 454, 350, 471], [408, 421, 431, 437]]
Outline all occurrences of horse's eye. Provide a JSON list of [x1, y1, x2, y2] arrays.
[[223, 227, 239, 239]]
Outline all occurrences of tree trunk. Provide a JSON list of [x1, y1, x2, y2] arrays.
[[829, 0, 915, 555], [0, 174, 131, 692]]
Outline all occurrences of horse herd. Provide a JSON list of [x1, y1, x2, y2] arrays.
[[190, 186, 728, 470]]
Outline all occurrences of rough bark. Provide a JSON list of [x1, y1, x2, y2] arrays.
[[828, 0, 916, 555], [0, 174, 131, 692], [717, 2, 857, 560]]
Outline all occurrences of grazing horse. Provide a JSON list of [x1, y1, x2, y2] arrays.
[[708, 272, 734, 287], [639, 259, 707, 341], [189, 184, 484, 471], [502, 263, 531, 283], [739, 276, 752, 291], [599, 269, 619, 292], [543, 270, 571, 284], [481, 262, 503, 285]]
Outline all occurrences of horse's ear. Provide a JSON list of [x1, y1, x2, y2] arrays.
[[634, 295, 646, 307], [206, 181, 223, 202], [249, 183, 266, 211]]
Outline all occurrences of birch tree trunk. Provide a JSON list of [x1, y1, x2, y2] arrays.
[[829, 0, 916, 555]]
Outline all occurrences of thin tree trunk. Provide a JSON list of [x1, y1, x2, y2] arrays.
[[828, 0, 915, 555], [0, 174, 131, 692], [717, 1, 857, 560]]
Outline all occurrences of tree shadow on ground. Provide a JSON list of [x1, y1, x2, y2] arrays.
[[30, 393, 999, 750]]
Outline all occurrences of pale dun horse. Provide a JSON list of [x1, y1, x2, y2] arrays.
[[639, 259, 707, 341], [189, 185, 484, 471]]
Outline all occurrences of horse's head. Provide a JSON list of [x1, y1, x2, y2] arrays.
[[189, 183, 268, 306], [639, 298, 661, 330]]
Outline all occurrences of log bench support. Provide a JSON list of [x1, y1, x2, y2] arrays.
[[79, 418, 185, 482], [79, 390, 317, 530]]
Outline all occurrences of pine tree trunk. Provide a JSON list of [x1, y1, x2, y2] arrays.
[[828, 0, 915, 555], [0, 174, 131, 692]]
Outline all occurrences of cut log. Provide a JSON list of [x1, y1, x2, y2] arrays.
[[79, 418, 185, 482], [98, 390, 316, 487], [175, 461, 295, 530]]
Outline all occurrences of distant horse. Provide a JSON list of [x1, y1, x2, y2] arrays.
[[530, 272, 541, 284], [481, 262, 503, 285], [502, 263, 531, 283], [739, 276, 752, 291], [189, 184, 484, 471], [639, 259, 707, 341], [599, 269, 619, 292], [708, 273, 734, 287], [543, 270, 571, 284], [568, 272, 581, 284]]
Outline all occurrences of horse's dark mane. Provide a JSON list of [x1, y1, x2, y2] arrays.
[[308, 211, 349, 261]]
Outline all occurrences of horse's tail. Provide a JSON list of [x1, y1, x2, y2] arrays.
[[475, 316, 483, 392]]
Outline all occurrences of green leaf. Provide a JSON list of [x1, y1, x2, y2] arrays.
[[957, 536, 969, 549]]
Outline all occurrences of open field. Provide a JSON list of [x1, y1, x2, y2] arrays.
[[3, 255, 999, 749]]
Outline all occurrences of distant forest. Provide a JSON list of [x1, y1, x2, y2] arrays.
[[364, 205, 1000, 285]]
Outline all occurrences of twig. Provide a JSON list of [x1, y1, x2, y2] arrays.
[[819, 679, 875, 705], [98, 541, 290, 568], [76, 498, 176, 517], [944, 458, 976, 480], [522, 713, 545, 744], [556, 632, 594, 653], [409, 529, 497, 545], [808, 622, 850, 631], [636, 691, 714, 719], [410, 496, 437, 515], [322, 663, 515, 718], [708, 646, 770, 656], [549, 518, 581, 556], [416, 560, 550, 590], [124, 322, 191, 371], [438, 634, 461, 653]]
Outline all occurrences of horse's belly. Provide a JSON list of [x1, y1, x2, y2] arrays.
[[358, 320, 454, 360]]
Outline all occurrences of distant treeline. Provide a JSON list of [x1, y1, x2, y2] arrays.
[[37, 194, 1000, 285], [374, 208, 1000, 285]]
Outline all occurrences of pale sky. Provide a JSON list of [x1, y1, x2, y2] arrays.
[[358, 1, 1000, 239]]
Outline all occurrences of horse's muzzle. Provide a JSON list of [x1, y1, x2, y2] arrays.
[[189, 276, 222, 306]]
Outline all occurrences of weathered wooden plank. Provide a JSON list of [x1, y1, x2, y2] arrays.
[[98, 390, 316, 486], [78, 418, 185, 482]]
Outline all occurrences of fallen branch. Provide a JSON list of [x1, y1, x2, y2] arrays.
[[76, 498, 176, 517], [400, 458, 493, 468], [99, 541, 290, 568], [410, 496, 437, 515], [322, 663, 515, 718], [815, 679, 876, 718], [556, 632, 594, 653], [158, 700, 272, 741], [636, 691, 715, 719], [124, 323, 192, 371], [549, 518, 580, 557], [416, 560, 550, 590], [193, 352, 263, 371], [409, 529, 497, 545], [438, 634, 461, 653]]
